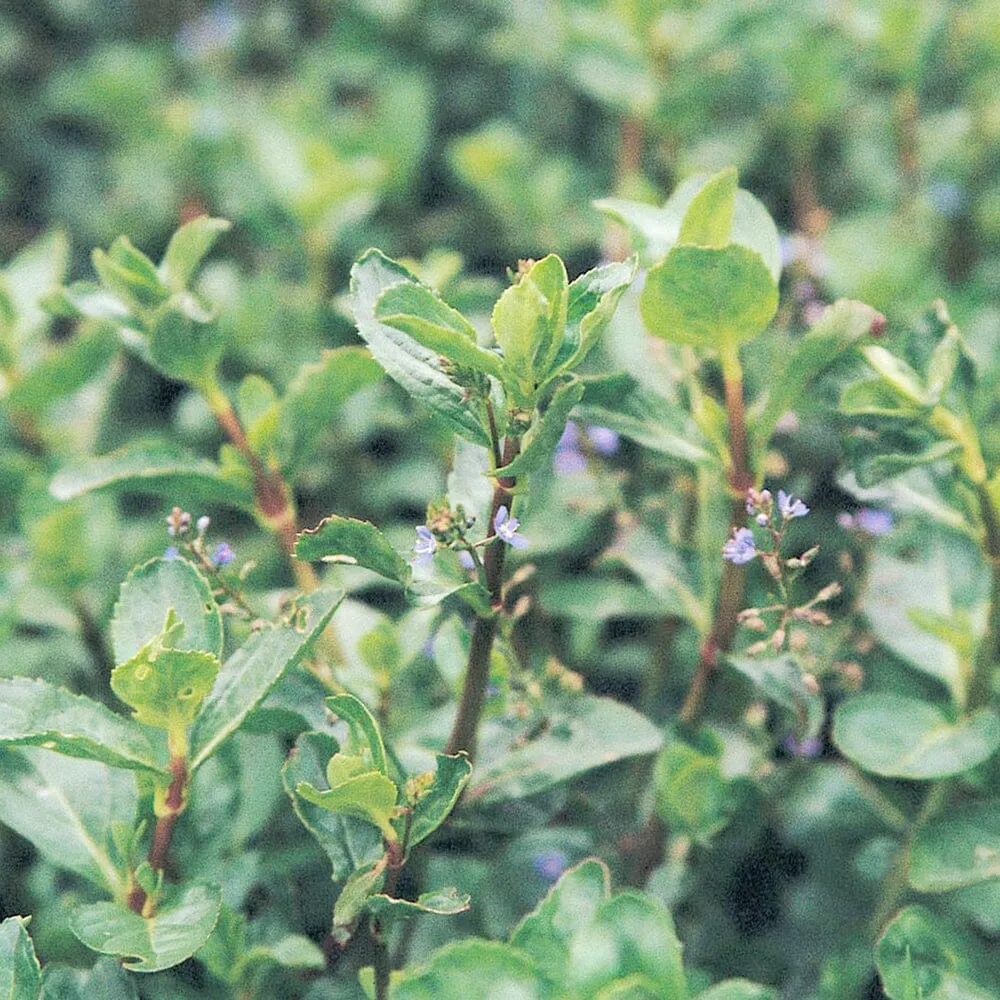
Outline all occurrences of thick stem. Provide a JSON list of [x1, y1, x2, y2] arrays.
[[444, 437, 519, 758]]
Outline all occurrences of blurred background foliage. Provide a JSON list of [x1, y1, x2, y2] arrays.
[[2, 1, 1000, 997]]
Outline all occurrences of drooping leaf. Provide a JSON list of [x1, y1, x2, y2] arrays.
[[910, 799, 1000, 892], [0, 677, 165, 774], [296, 516, 411, 585], [50, 442, 255, 512], [407, 753, 472, 850], [494, 379, 584, 478], [350, 250, 490, 446], [70, 883, 221, 974], [0, 748, 135, 893], [189, 588, 343, 770], [158, 216, 231, 293], [0, 916, 42, 1000], [281, 731, 383, 882], [833, 694, 1000, 780], [368, 887, 470, 921], [112, 556, 224, 665]]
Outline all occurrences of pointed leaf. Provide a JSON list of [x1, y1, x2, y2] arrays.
[[494, 380, 584, 478], [0, 678, 165, 774], [833, 694, 1000, 780], [296, 516, 411, 585], [70, 883, 221, 973], [112, 557, 223, 664], [407, 753, 472, 849], [368, 887, 470, 921], [350, 250, 490, 446], [92, 243, 167, 311], [159, 217, 231, 293], [324, 694, 388, 774], [679, 168, 737, 248], [281, 731, 383, 881], [0, 917, 41, 1000], [189, 588, 344, 770]]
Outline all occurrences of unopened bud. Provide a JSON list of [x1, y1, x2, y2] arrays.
[[196, 515, 210, 535], [772, 628, 786, 650], [802, 673, 820, 695], [789, 630, 809, 652], [746, 640, 769, 657], [814, 581, 843, 604], [560, 671, 584, 693], [840, 662, 864, 691]]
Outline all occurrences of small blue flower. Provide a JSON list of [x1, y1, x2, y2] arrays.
[[164, 546, 181, 560], [586, 425, 619, 455], [723, 527, 757, 565], [856, 508, 893, 536], [457, 549, 476, 571], [494, 506, 528, 549], [533, 850, 568, 883], [413, 525, 436, 566], [211, 542, 235, 566], [777, 489, 809, 519]]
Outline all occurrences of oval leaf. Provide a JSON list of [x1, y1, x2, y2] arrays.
[[911, 799, 1000, 892], [296, 516, 411, 585]]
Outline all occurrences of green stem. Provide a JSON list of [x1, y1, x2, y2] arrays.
[[969, 483, 1000, 711]]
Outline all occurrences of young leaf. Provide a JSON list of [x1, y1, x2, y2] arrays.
[[148, 298, 225, 388], [333, 859, 387, 931], [92, 242, 168, 311], [69, 883, 221, 974], [296, 770, 399, 841], [0, 749, 135, 894], [112, 556, 224, 665], [350, 249, 490, 446], [188, 588, 344, 770], [407, 753, 473, 850], [295, 516, 411, 585], [678, 167, 737, 248], [0, 677, 166, 775], [159, 216, 231, 293], [493, 379, 585, 479], [324, 694, 388, 774], [0, 916, 42, 1000], [833, 694, 1000, 780], [281, 732, 384, 881], [375, 283, 505, 379]]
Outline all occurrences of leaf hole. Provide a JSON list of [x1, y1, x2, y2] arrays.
[[178, 685, 196, 699], [134, 664, 151, 681]]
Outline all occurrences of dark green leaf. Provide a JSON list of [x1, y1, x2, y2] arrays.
[[334, 860, 387, 931], [40, 959, 140, 1000], [0, 916, 41, 1000], [654, 732, 732, 843], [148, 298, 224, 387], [911, 800, 1000, 892], [295, 516, 411, 585], [407, 753, 472, 849]]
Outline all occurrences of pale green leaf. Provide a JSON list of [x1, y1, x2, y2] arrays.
[[324, 693, 388, 775], [159, 217, 231, 293], [679, 167, 737, 248], [297, 771, 398, 841], [0, 916, 42, 1000]]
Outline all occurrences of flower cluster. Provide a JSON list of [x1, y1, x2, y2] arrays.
[[164, 508, 236, 569], [723, 488, 809, 566], [412, 501, 528, 569]]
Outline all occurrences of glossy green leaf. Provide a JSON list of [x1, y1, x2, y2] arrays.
[[375, 283, 505, 379], [368, 887, 471, 920], [70, 882, 221, 973], [640, 244, 778, 350], [510, 858, 610, 990], [407, 753, 472, 849], [388, 939, 542, 1000], [910, 799, 1000, 892], [0, 677, 165, 774], [0, 749, 135, 893], [696, 982, 779, 1000], [324, 693, 388, 774], [877, 906, 997, 1000], [0, 916, 41, 1000], [679, 168, 737, 248], [281, 731, 383, 881], [297, 770, 398, 841], [295, 516, 411, 585], [495, 379, 584, 478], [158, 216, 231, 293], [350, 250, 490, 446], [189, 588, 343, 770], [278, 346, 382, 472], [833, 694, 1000, 780], [49, 442, 255, 512], [465, 695, 662, 806], [112, 556, 224, 665]]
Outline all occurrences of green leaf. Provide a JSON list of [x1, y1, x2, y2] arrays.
[[92, 241, 168, 311], [159, 217, 231, 293], [877, 906, 998, 1000], [910, 799, 1000, 892], [189, 588, 343, 770], [640, 244, 779, 351], [679, 167, 737, 248], [387, 940, 542, 1000], [593, 975, 665, 1000], [334, 859, 387, 931], [510, 858, 610, 990], [465, 695, 662, 806], [0, 677, 165, 774], [368, 887, 471, 920], [752, 299, 884, 448], [40, 281, 131, 325], [653, 732, 732, 844], [494, 379, 584, 479], [839, 378, 923, 418], [833, 694, 1000, 780], [50, 441, 256, 512], [350, 250, 490, 446], [696, 982, 779, 1000], [297, 771, 399, 842], [492, 255, 568, 398], [0, 749, 135, 893], [148, 297, 224, 387], [111, 639, 220, 730], [295, 516, 411, 585], [70, 883, 221, 974], [40, 958, 140, 999], [4, 229, 70, 352], [847, 438, 963, 489], [278, 346, 382, 472], [281, 731, 384, 881], [375, 283, 504, 379], [407, 753, 472, 849], [0, 916, 42, 1000], [726, 656, 824, 740], [861, 345, 930, 407], [112, 556, 224, 664], [324, 693, 389, 774]]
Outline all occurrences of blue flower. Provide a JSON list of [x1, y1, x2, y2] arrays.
[[494, 506, 528, 549], [457, 549, 476, 571], [586, 425, 619, 455], [856, 508, 893, 536], [777, 489, 809, 519], [532, 850, 568, 883], [164, 546, 181, 561], [723, 527, 757, 565], [413, 525, 436, 566], [211, 542, 235, 566]]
